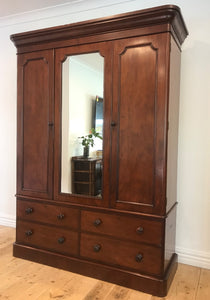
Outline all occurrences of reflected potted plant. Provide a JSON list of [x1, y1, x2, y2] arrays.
[[78, 128, 103, 158]]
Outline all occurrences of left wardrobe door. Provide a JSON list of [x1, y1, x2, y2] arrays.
[[17, 50, 54, 199]]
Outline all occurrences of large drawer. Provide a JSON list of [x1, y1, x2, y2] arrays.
[[81, 210, 163, 246], [16, 220, 78, 256], [17, 200, 79, 229], [80, 233, 162, 275]]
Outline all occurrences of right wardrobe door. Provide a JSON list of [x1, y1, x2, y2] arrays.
[[110, 33, 170, 215]]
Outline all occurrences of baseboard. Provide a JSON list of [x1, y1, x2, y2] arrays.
[[176, 246, 210, 270], [0, 214, 16, 228]]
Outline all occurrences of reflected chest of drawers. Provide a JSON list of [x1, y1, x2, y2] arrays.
[[71, 156, 102, 196]]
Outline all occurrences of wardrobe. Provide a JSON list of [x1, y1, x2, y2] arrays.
[[11, 5, 188, 296]]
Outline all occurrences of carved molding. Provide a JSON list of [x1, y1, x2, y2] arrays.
[[11, 5, 188, 49]]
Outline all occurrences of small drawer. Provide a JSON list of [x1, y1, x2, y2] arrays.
[[74, 160, 90, 171], [81, 211, 163, 246], [74, 172, 95, 182], [73, 182, 100, 196], [17, 200, 79, 229], [80, 233, 162, 275], [16, 220, 78, 256]]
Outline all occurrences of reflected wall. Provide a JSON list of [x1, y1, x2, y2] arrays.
[[61, 53, 104, 195]]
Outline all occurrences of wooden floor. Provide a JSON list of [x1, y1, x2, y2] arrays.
[[0, 225, 209, 300]]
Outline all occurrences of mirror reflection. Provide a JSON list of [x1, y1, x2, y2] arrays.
[[61, 52, 104, 197]]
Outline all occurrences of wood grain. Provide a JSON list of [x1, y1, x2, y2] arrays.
[[196, 268, 210, 300], [16, 50, 54, 199], [0, 226, 209, 300], [11, 6, 189, 296], [10, 5, 188, 53]]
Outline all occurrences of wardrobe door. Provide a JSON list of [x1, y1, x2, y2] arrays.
[[17, 50, 54, 199], [110, 34, 170, 215], [54, 42, 112, 207]]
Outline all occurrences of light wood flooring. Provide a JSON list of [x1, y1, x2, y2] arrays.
[[0, 225, 209, 299]]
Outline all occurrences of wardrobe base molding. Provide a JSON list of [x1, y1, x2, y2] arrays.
[[13, 243, 177, 297]]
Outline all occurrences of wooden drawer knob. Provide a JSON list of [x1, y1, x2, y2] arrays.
[[135, 253, 143, 262], [58, 237, 65, 244], [25, 230, 33, 236], [93, 244, 101, 252], [57, 213, 65, 220], [25, 207, 33, 214], [93, 218, 102, 227], [136, 226, 144, 234]]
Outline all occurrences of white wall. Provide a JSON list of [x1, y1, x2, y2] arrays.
[[0, 0, 209, 269]]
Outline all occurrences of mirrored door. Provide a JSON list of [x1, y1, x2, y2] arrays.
[[54, 43, 112, 206]]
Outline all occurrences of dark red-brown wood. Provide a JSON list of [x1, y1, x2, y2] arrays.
[[10, 5, 188, 52], [12, 5, 188, 297], [110, 33, 170, 215], [16, 50, 54, 199], [81, 210, 164, 246], [54, 42, 112, 207], [80, 233, 162, 275], [71, 157, 102, 196], [16, 220, 78, 256], [17, 199, 79, 229]]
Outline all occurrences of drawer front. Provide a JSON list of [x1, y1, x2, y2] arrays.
[[74, 160, 90, 171], [80, 233, 162, 275], [81, 211, 163, 246], [17, 200, 79, 229], [16, 220, 78, 256], [74, 172, 95, 182], [73, 182, 100, 196]]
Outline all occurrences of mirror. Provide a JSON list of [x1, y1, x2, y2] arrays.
[[61, 52, 104, 198]]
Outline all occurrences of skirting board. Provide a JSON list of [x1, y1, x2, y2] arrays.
[[176, 246, 210, 270], [0, 214, 16, 228]]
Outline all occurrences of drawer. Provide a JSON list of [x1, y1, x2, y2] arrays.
[[17, 200, 79, 229], [81, 211, 163, 246], [16, 220, 78, 256], [74, 160, 90, 171], [73, 182, 100, 196], [80, 233, 162, 275], [74, 171, 96, 182]]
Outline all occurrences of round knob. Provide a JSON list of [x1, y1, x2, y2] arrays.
[[93, 244, 101, 252], [135, 253, 143, 262], [58, 237, 65, 244], [57, 213, 65, 220], [25, 230, 33, 237], [25, 207, 33, 214], [93, 218, 102, 227], [111, 121, 116, 127], [136, 226, 144, 234]]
